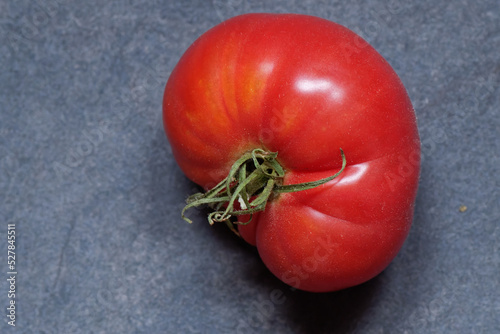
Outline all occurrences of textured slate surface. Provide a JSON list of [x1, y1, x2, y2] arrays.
[[1, 0, 499, 333]]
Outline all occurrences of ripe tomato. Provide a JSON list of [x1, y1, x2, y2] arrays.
[[163, 13, 420, 292]]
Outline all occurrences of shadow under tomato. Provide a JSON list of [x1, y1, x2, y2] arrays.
[[234, 252, 384, 334], [283, 274, 383, 333]]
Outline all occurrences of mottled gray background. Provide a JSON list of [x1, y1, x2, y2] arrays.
[[1, 0, 499, 333]]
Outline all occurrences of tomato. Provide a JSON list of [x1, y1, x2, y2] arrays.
[[163, 13, 420, 292]]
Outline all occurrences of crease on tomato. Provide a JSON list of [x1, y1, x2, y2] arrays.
[[283, 152, 418, 227]]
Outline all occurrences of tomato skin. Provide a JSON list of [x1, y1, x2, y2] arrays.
[[163, 14, 420, 292]]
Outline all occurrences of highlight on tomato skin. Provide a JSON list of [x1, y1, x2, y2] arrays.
[[163, 13, 421, 293]]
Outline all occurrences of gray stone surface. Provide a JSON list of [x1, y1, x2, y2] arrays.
[[1, 0, 499, 333]]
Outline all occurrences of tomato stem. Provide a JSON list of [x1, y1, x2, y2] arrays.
[[181, 148, 346, 235]]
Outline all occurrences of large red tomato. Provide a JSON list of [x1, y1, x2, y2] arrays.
[[163, 13, 420, 292]]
